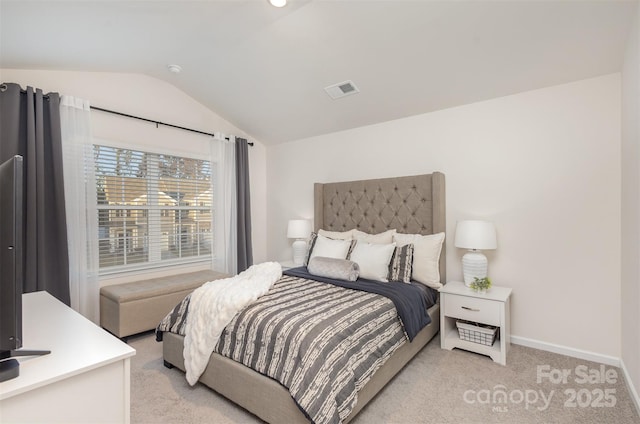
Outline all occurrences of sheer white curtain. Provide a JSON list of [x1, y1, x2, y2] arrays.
[[60, 96, 100, 323], [211, 135, 237, 274]]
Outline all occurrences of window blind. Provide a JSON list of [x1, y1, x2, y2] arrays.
[[94, 145, 213, 273]]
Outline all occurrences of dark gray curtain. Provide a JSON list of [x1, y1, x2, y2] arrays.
[[235, 138, 253, 272], [0, 83, 70, 305]]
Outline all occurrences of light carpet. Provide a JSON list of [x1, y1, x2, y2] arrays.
[[129, 333, 639, 423]]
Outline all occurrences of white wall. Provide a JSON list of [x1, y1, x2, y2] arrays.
[[268, 74, 622, 358], [621, 3, 640, 409], [0, 69, 268, 284]]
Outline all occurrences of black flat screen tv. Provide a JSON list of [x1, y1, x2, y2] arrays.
[[0, 155, 51, 382], [0, 155, 24, 381]]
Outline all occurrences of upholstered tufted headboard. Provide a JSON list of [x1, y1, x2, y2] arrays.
[[314, 172, 446, 283]]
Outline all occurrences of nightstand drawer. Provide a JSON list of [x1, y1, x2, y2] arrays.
[[443, 295, 501, 326]]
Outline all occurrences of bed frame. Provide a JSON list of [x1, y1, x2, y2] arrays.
[[162, 172, 446, 423]]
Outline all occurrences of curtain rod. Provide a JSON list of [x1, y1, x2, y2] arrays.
[[90, 106, 253, 146], [5, 85, 253, 146]]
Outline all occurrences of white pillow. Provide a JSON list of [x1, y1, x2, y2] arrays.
[[393, 232, 445, 289], [349, 241, 396, 282], [318, 228, 355, 240], [308, 234, 352, 262], [353, 229, 396, 244]]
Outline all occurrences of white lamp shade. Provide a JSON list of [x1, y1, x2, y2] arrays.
[[287, 219, 311, 239], [454, 220, 497, 250]]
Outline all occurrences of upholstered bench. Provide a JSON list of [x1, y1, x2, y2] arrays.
[[100, 269, 229, 339]]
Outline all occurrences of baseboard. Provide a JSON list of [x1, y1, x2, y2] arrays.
[[510, 335, 620, 366], [510, 336, 640, 416], [621, 358, 640, 416]]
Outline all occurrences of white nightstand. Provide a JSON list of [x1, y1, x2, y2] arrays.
[[439, 281, 512, 365]]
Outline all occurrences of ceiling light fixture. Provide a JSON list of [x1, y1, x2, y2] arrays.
[[269, 0, 287, 7], [167, 64, 182, 74]]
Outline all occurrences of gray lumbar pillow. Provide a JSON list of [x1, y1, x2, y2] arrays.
[[307, 256, 360, 282]]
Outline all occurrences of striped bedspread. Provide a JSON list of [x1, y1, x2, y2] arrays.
[[157, 273, 431, 424]]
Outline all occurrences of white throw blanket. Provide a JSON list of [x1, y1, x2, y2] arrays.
[[183, 262, 282, 385]]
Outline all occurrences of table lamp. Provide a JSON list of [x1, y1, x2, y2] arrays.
[[287, 219, 311, 266], [454, 220, 497, 286]]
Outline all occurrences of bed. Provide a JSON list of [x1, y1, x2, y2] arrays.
[[159, 172, 446, 424]]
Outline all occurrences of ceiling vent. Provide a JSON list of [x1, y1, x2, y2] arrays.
[[324, 80, 360, 100]]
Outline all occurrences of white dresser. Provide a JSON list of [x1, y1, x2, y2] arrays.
[[0, 291, 136, 423]]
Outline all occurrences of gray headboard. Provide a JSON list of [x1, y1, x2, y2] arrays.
[[314, 172, 446, 283]]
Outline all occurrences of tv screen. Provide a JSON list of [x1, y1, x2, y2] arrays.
[[0, 155, 50, 382], [0, 155, 24, 357]]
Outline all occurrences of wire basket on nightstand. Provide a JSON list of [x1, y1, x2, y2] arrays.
[[456, 320, 497, 346]]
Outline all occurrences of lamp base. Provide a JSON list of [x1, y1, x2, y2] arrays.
[[462, 250, 488, 286], [291, 239, 307, 266]]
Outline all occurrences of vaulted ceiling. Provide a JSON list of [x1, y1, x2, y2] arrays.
[[1, 0, 636, 145]]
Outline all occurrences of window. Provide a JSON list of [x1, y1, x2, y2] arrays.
[[94, 145, 213, 273]]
